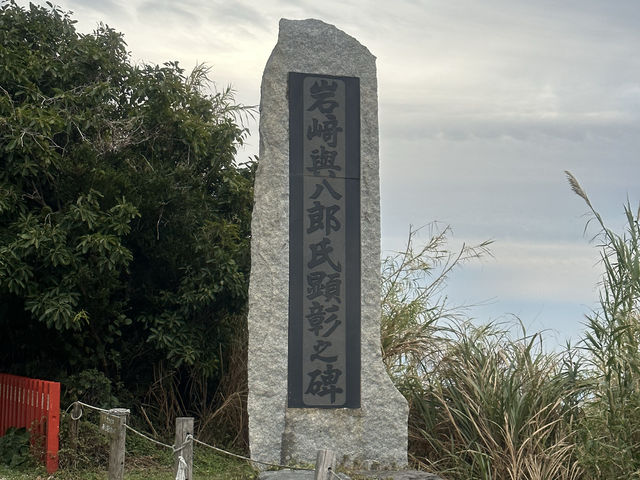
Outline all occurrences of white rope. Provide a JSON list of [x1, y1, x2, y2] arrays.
[[67, 401, 186, 453], [328, 468, 344, 479], [173, 437, 191, 454], [75, 400, 110, 414], [65, 400, 315, 472], [64, 401, 83, 420], [190, 437, 314, 471], [124, 424, 176, 451], [175, 455, 187, 480], [124, 425, 192, 454]]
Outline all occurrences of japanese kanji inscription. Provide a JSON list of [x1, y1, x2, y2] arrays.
[[288, 73, 361, 408]]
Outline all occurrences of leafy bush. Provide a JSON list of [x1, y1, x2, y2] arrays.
[[0, 0, 254, 437], [0, 427, 31, 467], [63, 368, 117, 409]]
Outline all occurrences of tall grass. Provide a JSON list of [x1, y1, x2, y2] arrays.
[[566, 171, 640, 479], [404, 322, 583, 480], [381, 224, 492, 382], [380, 221, 584, 479], [381, 175, 640, 479]]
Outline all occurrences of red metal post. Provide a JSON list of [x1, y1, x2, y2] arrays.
[[9, 377, 17, 432], [0, 374, 7, 435], [45, 381, 60, 474], [27, 378, 35, 432], [35, 379, 45, 439], [19, 381, 26, 431]]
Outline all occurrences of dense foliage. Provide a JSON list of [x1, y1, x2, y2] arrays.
[[0, 0, 254, 429]]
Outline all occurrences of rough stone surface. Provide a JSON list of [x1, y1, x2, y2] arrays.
[[257, 471, 443, 480], [257, 471, 317, 480], [247, 18, 408, 468], [350, 472, 444, 480], [258, 471, 347, 480]]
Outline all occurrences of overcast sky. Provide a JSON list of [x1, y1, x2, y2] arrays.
[[19, 0, 640, 347]]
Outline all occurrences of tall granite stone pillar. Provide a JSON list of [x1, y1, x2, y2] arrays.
[[247, 18, 408, 468]]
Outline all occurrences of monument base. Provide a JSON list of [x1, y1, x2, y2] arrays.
[[258, 468, 444, 480], [282, 405, 406, 467]]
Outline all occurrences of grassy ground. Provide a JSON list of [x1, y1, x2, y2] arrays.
[[0, 447, 258, 479], [0, 415, 258, 480]]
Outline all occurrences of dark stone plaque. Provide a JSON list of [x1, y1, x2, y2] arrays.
[[288, 72, 361, 408]]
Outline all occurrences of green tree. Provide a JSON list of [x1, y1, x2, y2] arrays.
[[0, 0, 254, 426]]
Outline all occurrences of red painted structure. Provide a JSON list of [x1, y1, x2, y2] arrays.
[[0, 373, 60, 473]]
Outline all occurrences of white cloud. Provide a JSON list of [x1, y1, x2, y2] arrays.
[[13, 0, 640, 346], [466, 240, 600, 302]]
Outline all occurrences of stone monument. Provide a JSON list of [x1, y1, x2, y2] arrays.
[[247, 18, 408, 468]]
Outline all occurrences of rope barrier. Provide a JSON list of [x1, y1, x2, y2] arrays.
[[75, 401, 110, 414], [328, 468, 345, 479], [63, 401, 83, 420], [190, 437, 314, 471], [65, 400, 316, 472], [124, 424, 176, 451], [66, 401, 184, 452]]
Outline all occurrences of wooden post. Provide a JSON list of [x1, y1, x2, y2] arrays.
[[69, 403, 82, 466], [314, 449, 337, 480], [174, 417, 194, 480], [107, 408, 129, 480]]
